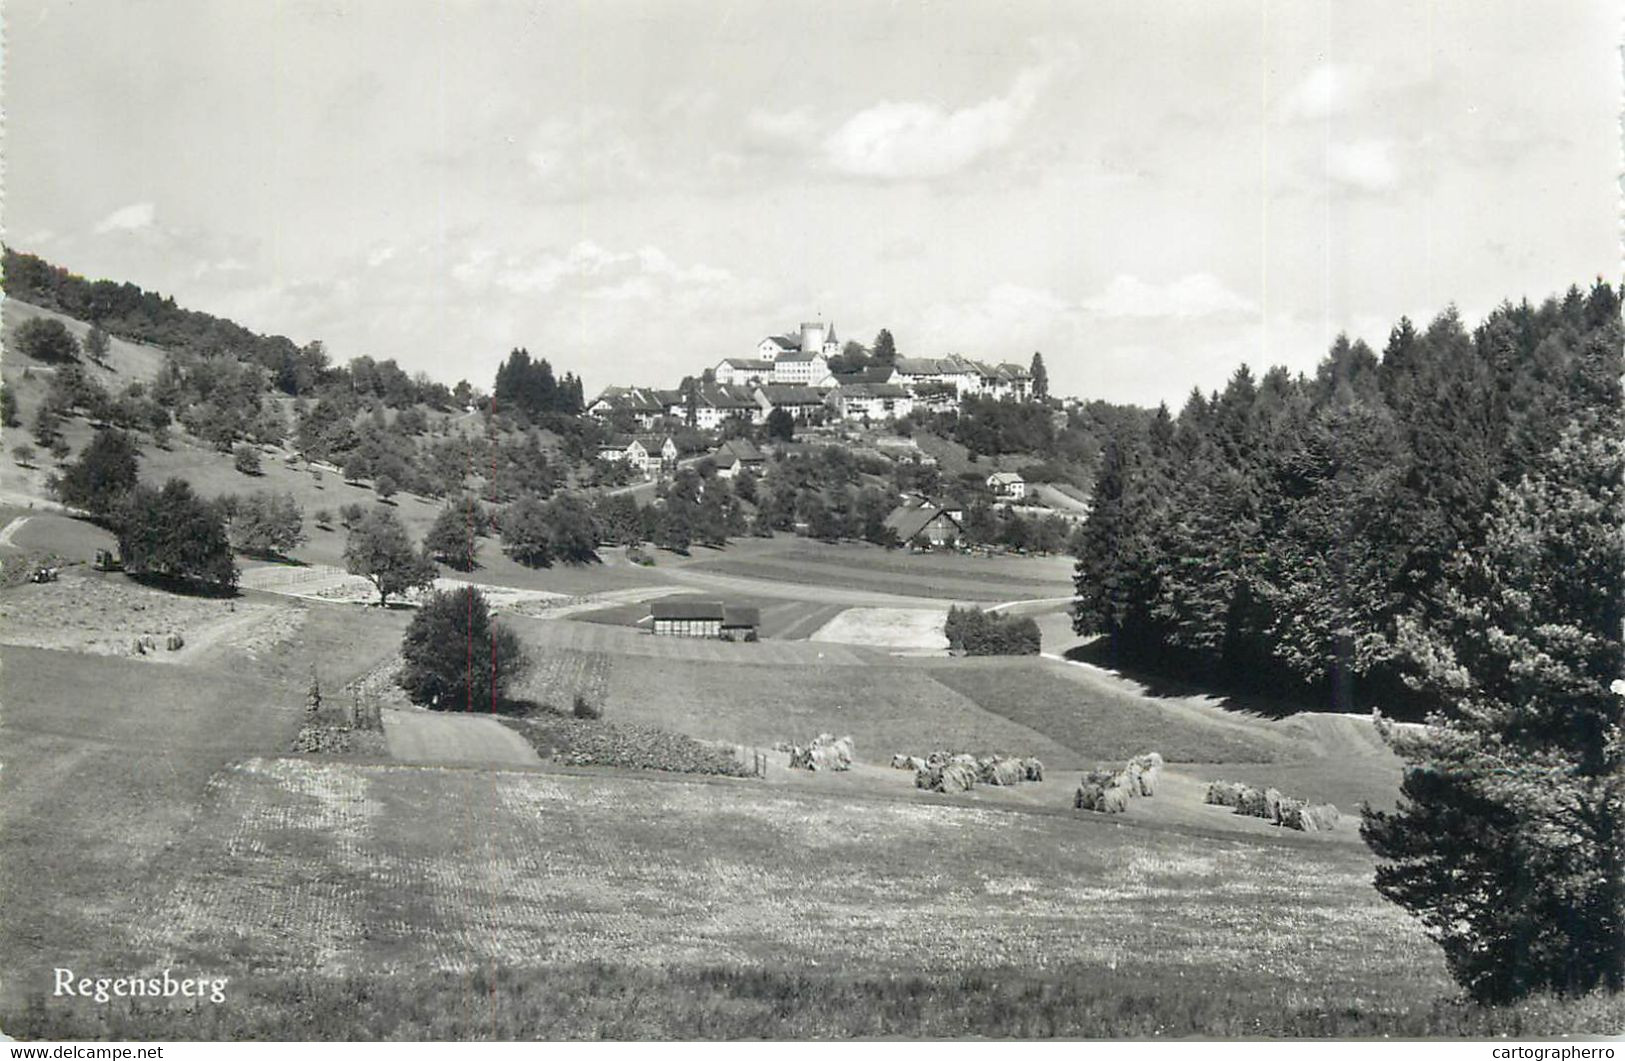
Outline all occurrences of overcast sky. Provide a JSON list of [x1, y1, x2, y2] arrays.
[[6, 0, 1619, 406]]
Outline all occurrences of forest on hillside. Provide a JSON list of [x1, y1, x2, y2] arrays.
[[1071, 281, 1623, 717]]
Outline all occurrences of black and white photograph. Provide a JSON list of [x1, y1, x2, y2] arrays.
[[0, 0, 1620, 1045]]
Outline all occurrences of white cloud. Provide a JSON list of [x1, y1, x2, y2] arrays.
[[366, 246, 396, 268], [1082, 274, 1258, 320], [93, 202, 156, 233], [1279, 63, 1371, 122], [1325, 138, 1400, 192], [916, 283, 1077, 355], [821, 64, 1056, 180]]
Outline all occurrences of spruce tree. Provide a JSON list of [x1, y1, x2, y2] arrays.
[[1362, 420, 1624, 1002]]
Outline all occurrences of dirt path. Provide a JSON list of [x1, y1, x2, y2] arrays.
[[0, 515, 31, 548], [381, 707, 541, 767]]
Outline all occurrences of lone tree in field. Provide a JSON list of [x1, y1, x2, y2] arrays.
[[343, 506, 436, 606], [230, 491, 306, 558], [56, 427, 140, 520], [15, 317, 80, 363], [1362, 421, 1625, 1003], [84, 325, 111, 364], [398, 585, 529, 712], [117, 479, 238, 590], [424, 503, 479, 571]]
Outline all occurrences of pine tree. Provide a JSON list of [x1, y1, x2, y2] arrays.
[[1362, 420, 1624, 1002], [1030, 351, 1048, 400]]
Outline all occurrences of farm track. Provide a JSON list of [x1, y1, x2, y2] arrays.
[[382, 708, 542, 767]]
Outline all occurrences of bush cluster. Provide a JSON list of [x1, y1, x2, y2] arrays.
[[944, 606, 1041, 656]]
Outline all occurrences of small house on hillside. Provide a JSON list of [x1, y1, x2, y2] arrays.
[[714, 438, 767, 480], [650, 600, 759, 640], [987, 471, 1026, 500], [883, 502, 964, 549]]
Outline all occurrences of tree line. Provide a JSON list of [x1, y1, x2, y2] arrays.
[[1072, 282, 1621, 714], [1071, 280, 1623, 1003]]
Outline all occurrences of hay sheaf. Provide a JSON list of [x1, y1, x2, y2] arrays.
[[978, 756, 1026, 787], [788, 733, 855, 772], [1074, 751, 1163, 814], [1021, 757, 1044, 782], [1073, 770, 1131, 814], [1209, 779, 1342, 831], [916, 761, 977, 793], [891, 753, 927, 771]]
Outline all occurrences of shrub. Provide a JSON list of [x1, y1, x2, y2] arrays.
[[944, 605, 1042, 656], [398, 585, 529, 711], [12, 444, 36, 467], [572, 694, 601, 720], [15, 317, 80, 363], [233, 443, 263, 476], [314, 508, 334, 529], [339, 502, 365, 529]]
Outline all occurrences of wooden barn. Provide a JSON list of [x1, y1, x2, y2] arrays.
[[650, 600, 760, 640]]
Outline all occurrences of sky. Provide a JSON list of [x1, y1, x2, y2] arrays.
[[5, 0, 1619, 407]]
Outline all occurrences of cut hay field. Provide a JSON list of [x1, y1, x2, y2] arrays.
[[3, 756, 1479, 1039], [601, 655, 1080, 766], [925, 659, 1294, 765], [685, 539, 1074, 603], [810, 606, 948, 650]]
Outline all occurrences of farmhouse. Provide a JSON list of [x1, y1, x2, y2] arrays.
[[650, 600, 759, 640], [713, 437, 767, 479], [883, 501, 964, 548], [987, 471, 1026, 500]]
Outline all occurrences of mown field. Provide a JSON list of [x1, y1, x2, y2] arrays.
[[686, 539, 1074, 602], [8, 757, 1463, 1039]]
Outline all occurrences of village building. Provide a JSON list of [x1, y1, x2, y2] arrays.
[[689, 384, 760, 430], [597, 434, 678, 476], [829, 382, 914, 422], [987, 470, 1027, 500], [586, 386, 668, 429], [753, 384, 828, 424], [714, 358, 774, 387], [769, 350, 831, 386]]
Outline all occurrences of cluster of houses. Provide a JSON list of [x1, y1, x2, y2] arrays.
[[587, 319, 1034, 432]]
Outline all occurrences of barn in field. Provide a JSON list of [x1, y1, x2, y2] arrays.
[[650, 600, 760, 640]]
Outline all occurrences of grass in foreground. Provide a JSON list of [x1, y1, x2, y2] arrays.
[[9, 965, 1620, 1041]]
